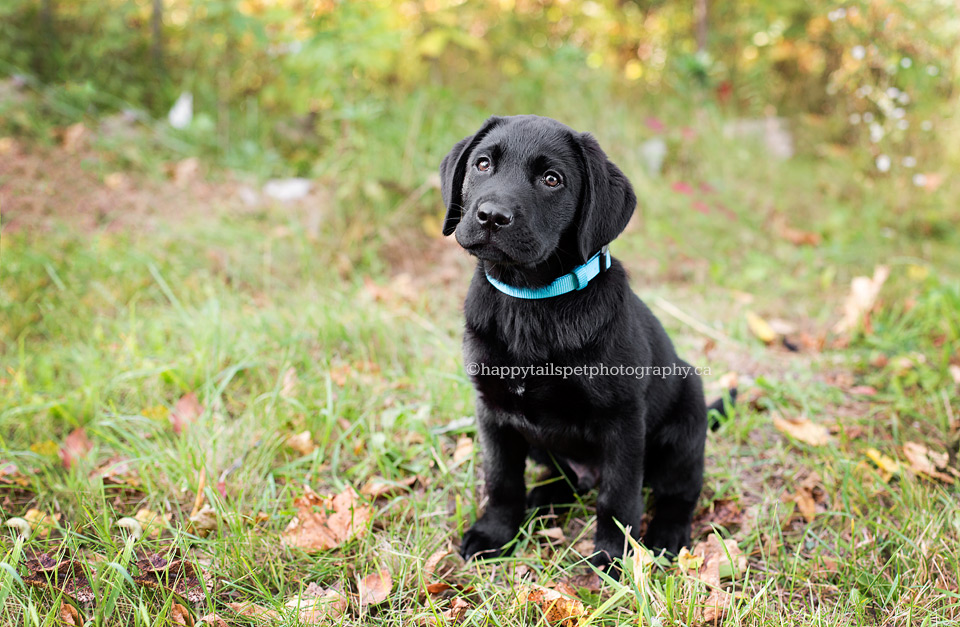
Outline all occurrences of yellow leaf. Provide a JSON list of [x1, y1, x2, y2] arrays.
[[141, 405, 168, 421], [746, 311, 777, 344], [865, 448, 900, 482], [773, 413, 831, 446], [30, 439, 59, 457], [677, 547, 703, 571]]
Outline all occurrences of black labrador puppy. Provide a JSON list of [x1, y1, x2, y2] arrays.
[[440, 115, 710, 570]]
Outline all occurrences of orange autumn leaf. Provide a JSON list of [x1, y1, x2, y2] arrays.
[[282, 486, 372, 552]]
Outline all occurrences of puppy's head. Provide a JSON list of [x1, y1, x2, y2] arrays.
[[439, 115, 635, 267]]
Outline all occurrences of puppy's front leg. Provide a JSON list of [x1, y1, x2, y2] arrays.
[[460, 401, 529, 561], [591, 424, 645, 570]]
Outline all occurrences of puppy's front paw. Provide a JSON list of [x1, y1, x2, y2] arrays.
[[642, 520, 690, 558], [460, 519, 518, 561]]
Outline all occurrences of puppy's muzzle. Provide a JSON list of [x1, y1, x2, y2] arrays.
[[476, 201, 514, 230]]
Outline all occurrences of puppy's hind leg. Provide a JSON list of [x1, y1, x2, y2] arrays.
[[643, 377, 708, 556]]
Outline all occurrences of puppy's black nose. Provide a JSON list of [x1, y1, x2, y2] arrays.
[[476, 202, 513, 229]]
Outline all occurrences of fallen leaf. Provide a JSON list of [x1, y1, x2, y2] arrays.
[[0, 461, 30, 487], [790, 488, 817, 523], [282, 486, 372, 552], [286, 431, 316, 456], [773, 413, 831, 446], [514, 582, 585, 627], [23, 509, 61, 539], [196, 614, 228, 627], [903, 442, 959, 484], [133, 508, 171, 539], [171, 603, 194, 627], [833, 265, 890, 334], [286, 583, 349, 623], [281, 367, 299, 398], [452, 436, 474, 465], [677, 547, 704, 571], [745, 311, 777, 344], [133, 549, 209, 605], [778, 223, 822, 247], [865, 448, 900, 482], [22, 550, 95, 607], [189, 505, 219, 537], [29, 439, 59, 457], [358, 569, 392, 609], [171, 393, 204, 435], [360, 475, 418, 499], [443, 596, 470, 622], [59, 427, 92, 469], [424, 549, 452, 581], [700, 588, 733, 624], [848, 385, 877, 396], [691, 535, 746, 588], [60, 603, 83, 626], [91, 457, 141, 487], [536, 527, 566, 543], [227, 602, 281, 622]]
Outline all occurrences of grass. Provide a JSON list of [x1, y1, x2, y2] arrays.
[[2, 84, 960, 625]]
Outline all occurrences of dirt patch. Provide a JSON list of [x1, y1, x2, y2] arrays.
[[0, 137, 327, 235]]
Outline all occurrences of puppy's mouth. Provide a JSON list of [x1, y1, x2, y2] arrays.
[[456, 231, 541, 266]]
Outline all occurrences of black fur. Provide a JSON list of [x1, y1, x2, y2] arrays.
[[440, 115, 710, 571]]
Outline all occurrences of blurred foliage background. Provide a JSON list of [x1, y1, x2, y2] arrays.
[[1, 0, 958, 181]]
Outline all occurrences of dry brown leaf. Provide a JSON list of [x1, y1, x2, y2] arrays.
[[282, 486, 372, 552], [700, 588, 733, 625], [358, 569, 393, 609], [773, 413, 831, 446], [833, 265, 890, 334], [514, 583, 585, 627], [452, 436, 474, 465], [443, 596, 470, 622], [285, 431, 316, 456], [745, 311, 777, 344], [424, 548, 452, 582], [360, 475, 418, 499], [171, 392, 204, 435], [903, 442, 959, 484], [691, 535, 746, 588], [791, 489, 817, 523], [59, 603, 82, 626], [280, 367, 299, 398], [59, 427, 92, 469], [171, 603, 195, 627], [848, 385, 878, 396]]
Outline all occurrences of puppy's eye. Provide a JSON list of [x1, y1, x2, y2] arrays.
[[542, 171, 562, 188], [476, 157, 491, 172]]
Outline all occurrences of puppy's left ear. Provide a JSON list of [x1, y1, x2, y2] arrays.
[[575, 132, 636, 261], [440, 116, 503, 236]]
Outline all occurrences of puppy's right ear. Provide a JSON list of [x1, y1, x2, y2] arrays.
[[440, 116, 503, 236]]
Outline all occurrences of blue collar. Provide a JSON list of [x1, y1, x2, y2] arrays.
[[484, 246, 611, 299]]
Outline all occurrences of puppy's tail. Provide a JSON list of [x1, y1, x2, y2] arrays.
[[706, 387, 737, 431]]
